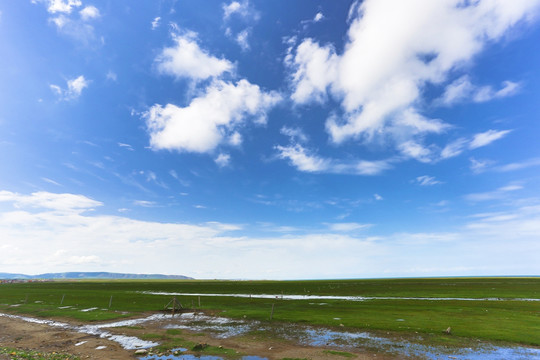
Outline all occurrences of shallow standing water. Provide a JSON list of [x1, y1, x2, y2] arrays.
[[1, 312, 539, 359]]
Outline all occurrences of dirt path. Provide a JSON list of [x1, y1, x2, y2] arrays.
[[0, 314, 395, 360]]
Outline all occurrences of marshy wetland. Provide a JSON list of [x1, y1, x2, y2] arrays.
[[0, 277, 539, 359]]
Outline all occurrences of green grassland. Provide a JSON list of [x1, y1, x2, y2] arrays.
[[0, 277, 538, 346]]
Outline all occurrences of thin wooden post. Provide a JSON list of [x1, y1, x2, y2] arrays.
[[61, 294, 65, 305], [198, 296, 201, 307], [109, 295, 113, 308], [270, 303, 275, 320]]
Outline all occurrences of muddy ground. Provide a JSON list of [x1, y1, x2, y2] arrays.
[[0, 313, 396, 360]]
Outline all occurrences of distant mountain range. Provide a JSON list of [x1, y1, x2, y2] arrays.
[[0, 272, 192, 280]]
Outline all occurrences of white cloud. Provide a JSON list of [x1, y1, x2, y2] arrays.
[[440, 138, 468, 159], [439, 76, 520, 105], [465, 184, 523, 202], [2, 190, 539, 278], [106, 71, 117, 82], [155, 32, 234, 81], [314, 12, 324, 22], [327, 222, 371, 232], [67, 75, 89, 97], [45, 0, 82, 14], [151, 16, 161, 30], [117, 142, 134, 151], [289, 38, 338, 104], [145, 79, 281, 153], [398, 141, 433, 163], [469, 129, 512, 149], [415, 175, 441, 186], [235, 29, 250, 51], [215, 153, 231, 167], [0, 190, 101, 213], [495, 157, 540, 172], [45, 1, 100, 46], [222, 1, 258, 21], [287, 0, 539, 152], [280, 126, 308, 143], [79, 5, 100, 21], [133, 200, 157, 207], [374, 194, 383, 201], [50, 75, 89, 100], [275, 143, 391, 175], [469, 157, 493, 174]]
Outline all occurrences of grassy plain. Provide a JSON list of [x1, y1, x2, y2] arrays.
[[0, 277, 538, 346]]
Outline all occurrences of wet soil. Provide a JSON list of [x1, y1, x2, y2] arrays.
[[0, 313, 396, 360]]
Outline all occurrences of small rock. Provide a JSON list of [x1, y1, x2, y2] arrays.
[[134, 349, 148, 355]]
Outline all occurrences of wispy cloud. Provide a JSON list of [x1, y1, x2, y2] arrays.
[[415, 175, 441, 186], [117, 142, 134, 151], [439, 76, 520, 105], [50, 75, 89, 100], [469, 129, 512, 149], [465, 184, 523, 202], [275, 143, 391, 175], [151, 16, 161, 30]]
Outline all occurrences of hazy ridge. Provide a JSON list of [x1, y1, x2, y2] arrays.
[[0, 272, 192, 280]]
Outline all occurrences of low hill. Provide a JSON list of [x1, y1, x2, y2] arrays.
[[0, 272, 192, 280]]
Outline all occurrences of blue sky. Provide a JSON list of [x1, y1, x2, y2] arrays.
[[1, 0, 539, 279]]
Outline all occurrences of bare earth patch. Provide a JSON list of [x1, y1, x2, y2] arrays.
[[0, 313, 397, 359]]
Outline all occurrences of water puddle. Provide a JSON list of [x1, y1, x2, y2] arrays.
[[0, 312, 158, 350], [139, 291, 540, 302], [153, 312, 540, 360], [2, 311, 538, 359]]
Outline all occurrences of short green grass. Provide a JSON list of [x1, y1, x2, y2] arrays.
[[0, 347, 79, 360], [323, 350, 355, 357], [0, 277, 538, 346]]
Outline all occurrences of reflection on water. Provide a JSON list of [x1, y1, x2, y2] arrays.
[[154, 312, 540, 360], [2, 312, 538, 359]]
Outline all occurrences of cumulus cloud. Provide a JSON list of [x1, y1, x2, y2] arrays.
[[235, 29, 250, 51], [287, 0, 539, 152], [39, 0, 101, 46], [79, 5, 100, 21], [44, 0, 82, 14], [275, 143, 391, 175], [222, 1, 258, 21], [155, 32, 234, 81], [145, 79, 281, 153], [215, 153, 231, 167], [50, 75, 89, 100], [314, 12, 324, 22]]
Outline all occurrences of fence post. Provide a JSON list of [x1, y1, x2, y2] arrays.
[[270, 303, 275, 320], [109, 295, 113, 308]]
